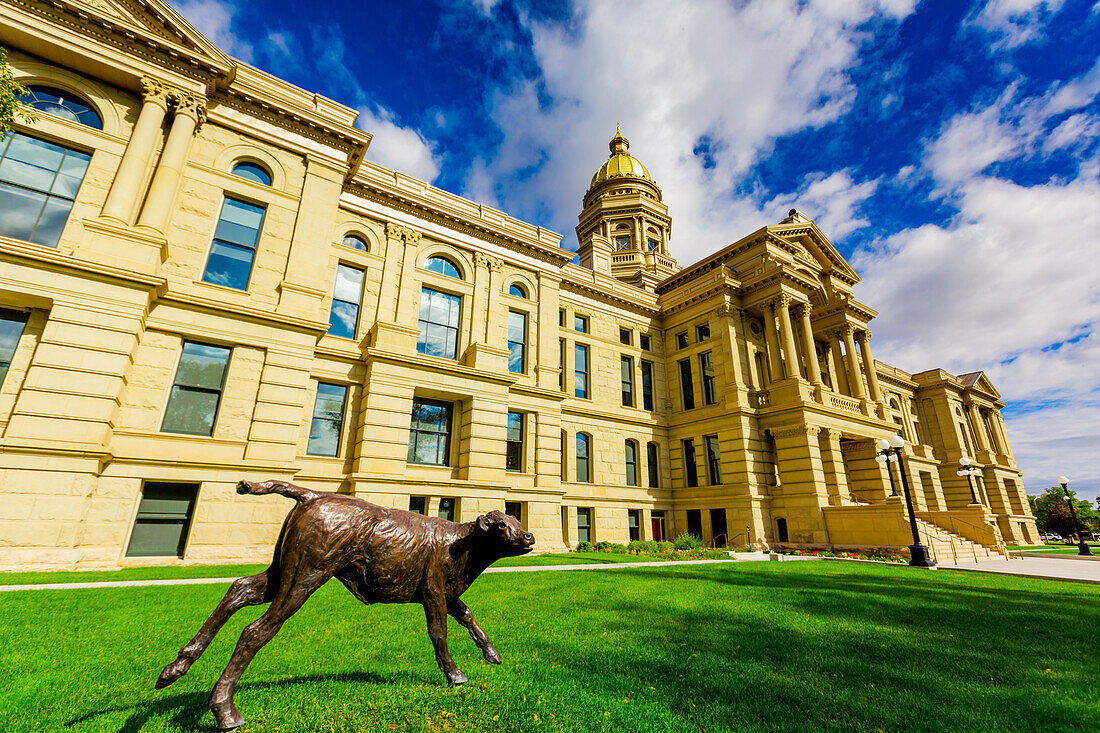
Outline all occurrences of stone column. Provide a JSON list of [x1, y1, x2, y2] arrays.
[[101, 77, 170, 223], [136, 91, 206, 233], [717, 303, 746, 406], [762, 304, 784, 383], [391, 226, 424, 327], [994, 414, 1015, 461], [857, 330, 884, 404], [818, 428, 851, 505], [775, 295, 801, 380], [841, 325, 867, 399], [967, 403, 993, 452], [797, 302, 822, 386], [826, 338, 847, 393]]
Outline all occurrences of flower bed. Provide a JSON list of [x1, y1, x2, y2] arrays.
[[783, 549, 908, 564], [572, 538, 740, 561]]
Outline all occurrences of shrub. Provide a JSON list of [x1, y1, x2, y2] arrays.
[[673, 532, 704, 551], [656, 540, 674, 551], [575, 541, 592, 553], [627, 540, 658, 555], [594, 541, 616, 551]]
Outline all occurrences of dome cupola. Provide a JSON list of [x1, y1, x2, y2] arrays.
[[589, 125, 653, 188]]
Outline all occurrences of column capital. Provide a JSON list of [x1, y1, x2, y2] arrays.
[[775, 293, 794, 309], [794, 301, 813, 319], [474, 252, 503, 271], [838, 323, 857, 339], [169, 90, 207, 126], [857, 328, 872, 343], [140, 76, 171, 109], [385, 222, 421, 245]]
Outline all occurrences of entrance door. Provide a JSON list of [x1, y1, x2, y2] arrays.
[[651, 510, 665, 541], [126, 482, 199, 558], [687, 509, 702, 538], [710, 508, 727, 547]]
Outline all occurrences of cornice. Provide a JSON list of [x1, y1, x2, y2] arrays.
[[559, 276, 660, 316]]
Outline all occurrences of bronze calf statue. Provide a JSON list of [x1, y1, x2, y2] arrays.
[[155, 479, 535, 730]]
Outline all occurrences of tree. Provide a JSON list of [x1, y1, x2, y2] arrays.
[[1, 47, 37, 136], [1031, 487, 1099, 539]]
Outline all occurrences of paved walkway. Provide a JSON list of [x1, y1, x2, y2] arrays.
[[0, 558, 752, 592], [936, 556, 1100, 584]]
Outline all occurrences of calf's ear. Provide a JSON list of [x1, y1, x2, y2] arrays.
[[477, 514, 491, 532]]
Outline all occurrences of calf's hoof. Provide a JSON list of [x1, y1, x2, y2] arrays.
[[155, 657, 191, 689], [446, 669, 468, 687], [482, 645, 502, 665], [210, 700, 246, 731]]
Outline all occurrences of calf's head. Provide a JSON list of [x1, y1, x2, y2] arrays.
[[476, 510, 536, 556]]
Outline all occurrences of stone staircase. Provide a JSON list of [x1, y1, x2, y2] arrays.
[[914, 517, 1004, 563]]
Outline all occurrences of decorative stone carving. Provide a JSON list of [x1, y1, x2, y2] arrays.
[[776, 293, 793, 309], [385, 223, 422, 244], [770, 425, 821, 439], [140, 76, 171, 109], [169, 91, 208, 127], [795, 301, 812, 319]]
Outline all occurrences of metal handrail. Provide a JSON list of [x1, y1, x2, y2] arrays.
[[919, 512, 1008, 558], [708, 533, 728, 549]]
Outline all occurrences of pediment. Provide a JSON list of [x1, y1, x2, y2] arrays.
[[959, 371, 1002, 399], [768, 220, 861, 283], [68, 0, 234, 69]]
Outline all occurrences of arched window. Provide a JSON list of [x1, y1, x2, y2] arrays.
[[19, 86, 102, 129], [625, 440, 638, 487], [231, 161, 272, 186], [424, 255, 461, 279], [508, 283, 527, 298], [576, 433, 591, 483], [889, 398, 901, 411], [342, 234, 368, 251]]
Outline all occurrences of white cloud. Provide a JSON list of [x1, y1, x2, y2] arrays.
[[967, 0, 1068, 49], [765, 169, 880, 241], [465, 0, 916, 261], [357, 106, 442, 183], [168, 0, 253, 61]]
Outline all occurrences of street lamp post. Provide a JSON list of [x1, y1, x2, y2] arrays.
[[957, 457, 983, 505], [875, 442, 900, 496], [878, 435, 935, 568], [1058, 476, 1094, 557]]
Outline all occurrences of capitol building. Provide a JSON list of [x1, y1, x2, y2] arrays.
[[0, 0, 1038, 569]]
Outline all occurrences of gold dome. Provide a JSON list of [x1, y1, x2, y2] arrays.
[[590, 125, 652, 188]]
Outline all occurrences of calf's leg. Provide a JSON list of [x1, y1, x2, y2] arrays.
[[447, 598, 501, 664], [156, 568, 277, 689], [207, 566, 328, 730], [424, 597, 466, 685]]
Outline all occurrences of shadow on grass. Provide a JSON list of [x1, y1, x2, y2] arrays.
[[66, 669, 425, 732]]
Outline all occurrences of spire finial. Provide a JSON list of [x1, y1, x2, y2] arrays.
[[609, 124, 629, 155]]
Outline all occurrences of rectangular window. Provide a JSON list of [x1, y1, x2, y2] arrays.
[[0, 132, 91, 247], [676, 332, 689, 349], [438, 497, 456, 521], [409, 496, 427, 515], [696, 323, 710, 342], [559, 339, 565, 391], [307, 382, 348, 456], [614, 236, 631, 251], [505, 501, 523, 524], [417, 287, 461, 359], [621, 355, 634, 407], [328, 264, 364, 339], [640, 334, 651, 351], [574, 314, 588, 333], [679, 359, 695, 410], [125, 482, 198, 558], [576, 433, 590, 483], [408, 398, 453, 466], [559, 309, 565, 327], [683, 439, 699, 487], [641, 360, 654, 411], [647, 442, 659, 488], [575, 343, 589, 399], [508, 311, 526, 374], [202, 197, 266, 290], [647, 238, 659, 251], [625, 441, 638, 486], [161, 341, 231, 436], [699, 351, 717, 405], [506, 411, 524, 472], [619, 328, 632, 345], [0, 309, 29, 386], [687, 509, 702, 538], [893, 415, 905, 438], [577, 507, 592, 544], [628, 509, 641, 542], [705, 434, 723, 485]]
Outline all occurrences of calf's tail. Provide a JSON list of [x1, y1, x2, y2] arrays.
[[236, 479, 320, 504]]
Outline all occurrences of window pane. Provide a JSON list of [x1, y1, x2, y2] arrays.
[[0, 135, 64, 190], [203, 240, 255, 289], [161, 386, 220, 435], [506, 411, 523, 442], [333, 264, 364, 303], [313, 383, 347, 420], [231, 162, 272, 185], [509, 284, 526, 298], [213, 198, 265, 248], [508, 311, 526, 342], [425, 256, 461, 279], [175, 342, 231, 390], [329, 299, 359, 339], [29, 196, 74, 247], [308, 418, 341, 456], [51, 150, 91, 197], [0, 182, 46, 241], [342, 235, 368, 251], [0, 312, 27, 365], [508, 343, 524, 373]]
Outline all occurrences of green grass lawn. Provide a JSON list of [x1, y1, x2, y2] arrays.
[[1, 562, 1097, 732], [0, 552, 681, 586], [1008, 544, 1099, 555]]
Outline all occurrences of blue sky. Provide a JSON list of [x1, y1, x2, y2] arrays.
[[171, 0, 1100, 502]]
